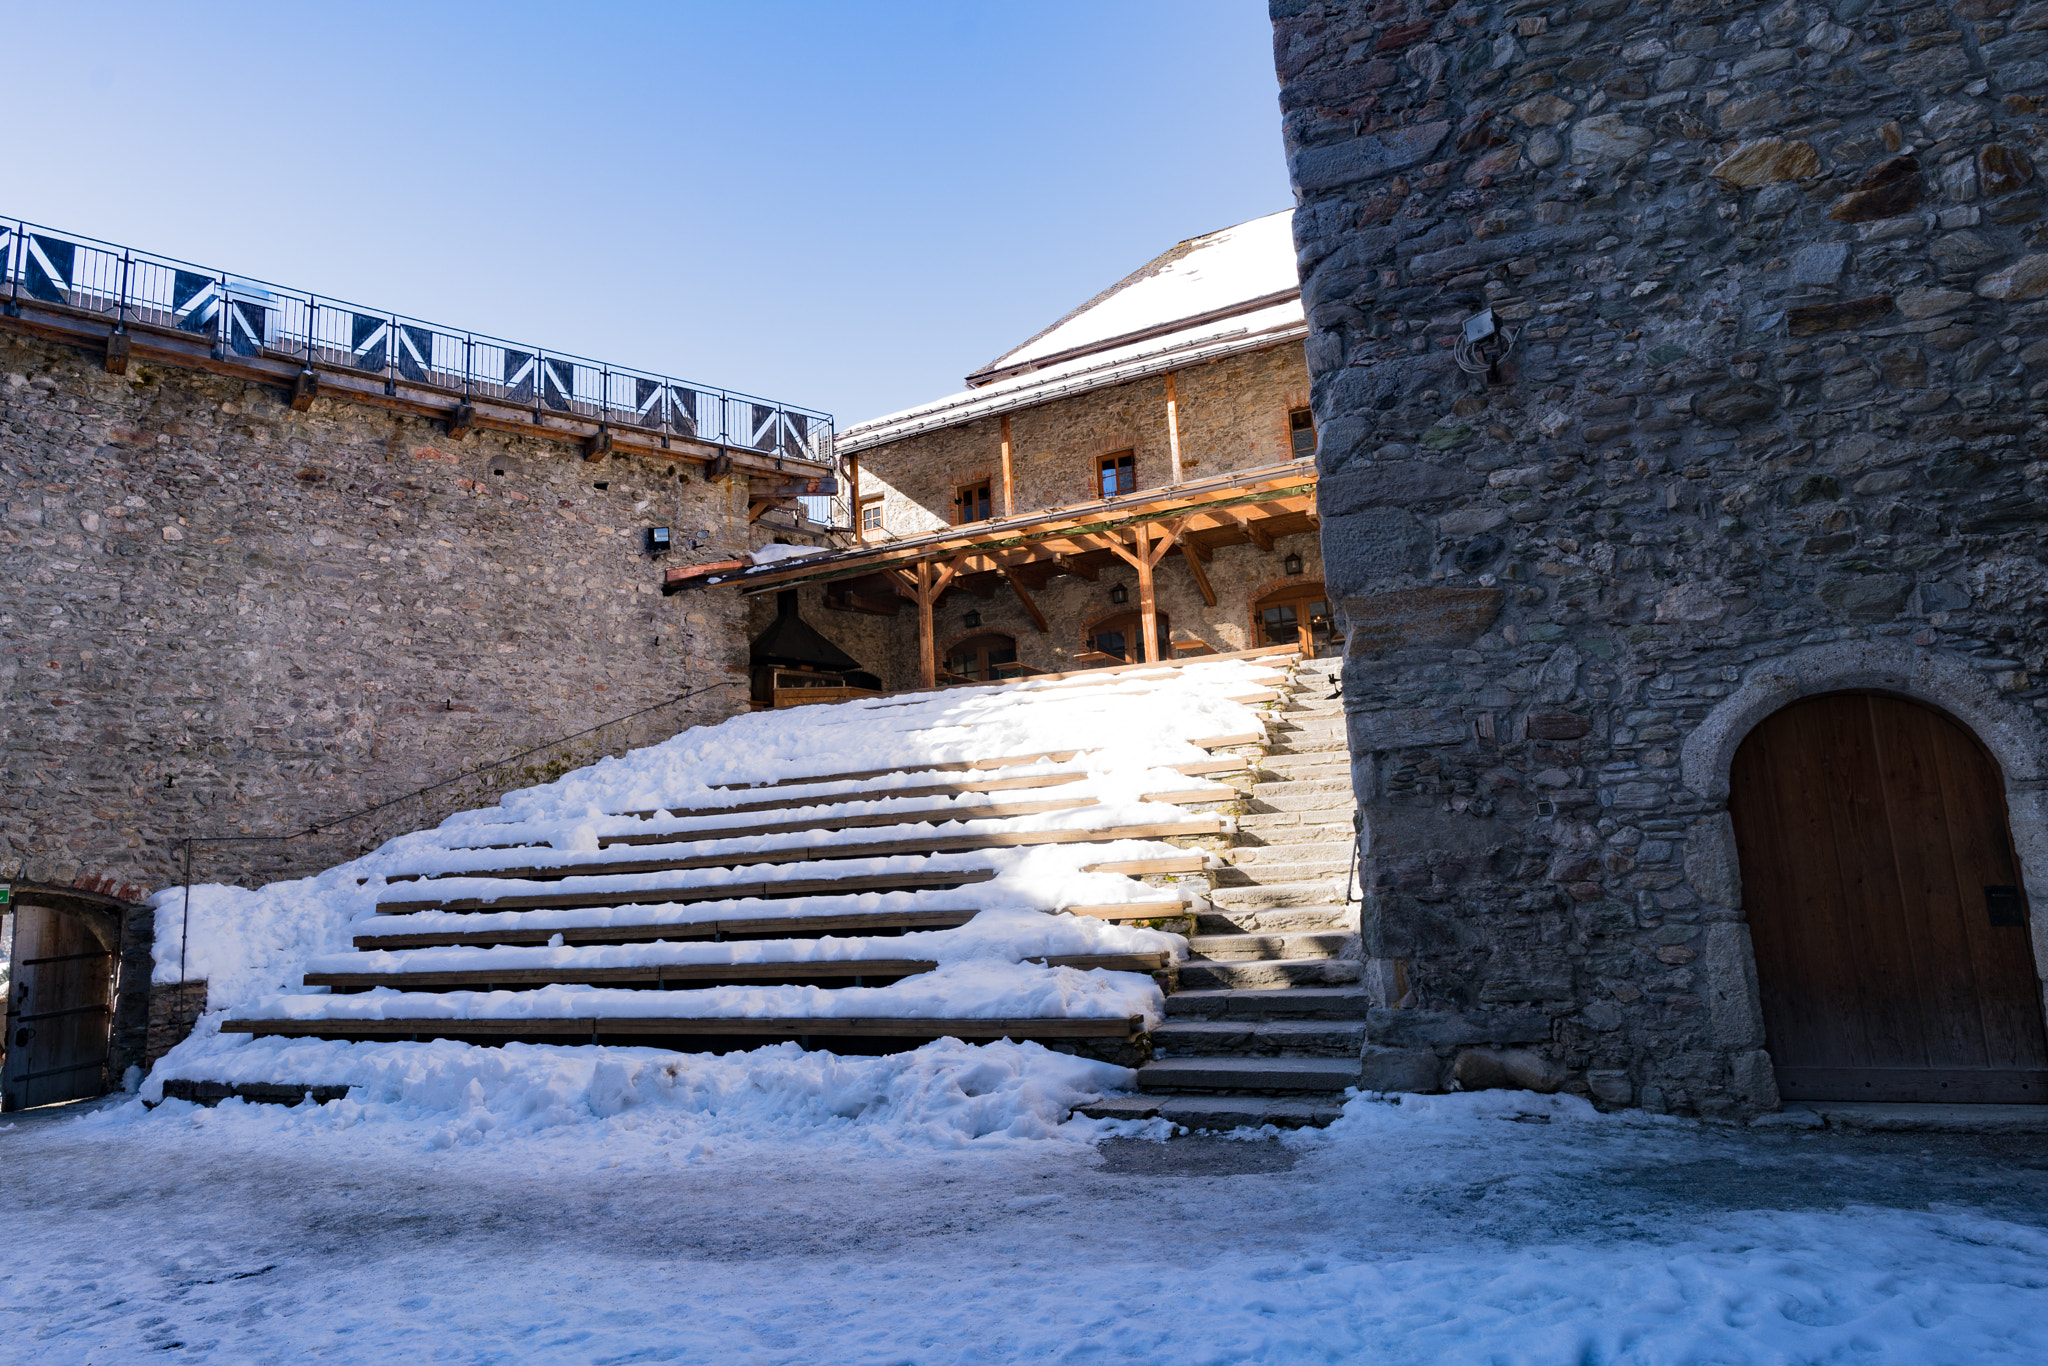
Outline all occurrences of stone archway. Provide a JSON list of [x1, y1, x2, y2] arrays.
[[1681, 643, 2048, 1104]]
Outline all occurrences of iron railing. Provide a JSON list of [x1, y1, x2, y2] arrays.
[[0, 216, 836, 468]]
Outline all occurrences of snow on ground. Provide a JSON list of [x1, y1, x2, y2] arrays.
[[6, 1080, 2046, 1364]]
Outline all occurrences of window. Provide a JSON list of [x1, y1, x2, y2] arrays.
[[1254, 583, 1341, 653], [1289, 408, 1316, 459], [955, 480, 992, 524], [1097, 450, 1136, 497], [1084, 610, 1171, 665], [859, 498, 883, 533], [944, 632, 1019, 682]]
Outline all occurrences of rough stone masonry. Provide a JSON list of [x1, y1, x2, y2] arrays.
[[1, 331, 758, 892], [1272, 0, 2048, 1114]]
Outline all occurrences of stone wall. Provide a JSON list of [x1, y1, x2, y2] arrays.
[[1274, 0, 2048, 1115], [2, 330, 762, 892], [855, 342, 1312, 536]]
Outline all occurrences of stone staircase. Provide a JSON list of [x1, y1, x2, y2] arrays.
[[1084, 655, 1368, 1130]]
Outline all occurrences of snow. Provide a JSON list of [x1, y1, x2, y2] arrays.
[[8, 1084, 2047, 1362], [980, 209, 1299, 376], [748, 542, 827, 564], [145, 656, 1270, 1093]]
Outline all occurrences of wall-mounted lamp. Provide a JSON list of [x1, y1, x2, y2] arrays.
[[1284, 552, 1304, 576], [963, 609, 981, 629], [1109, 584, 1129, 605], [646, 526, 672, 557]]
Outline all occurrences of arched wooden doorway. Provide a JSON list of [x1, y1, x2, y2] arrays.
[[1729, 691, 2048, 1103], [942, 632, 1018, 682], [1253, 583, 1339, 652], [1083, 611, 1169, 665]]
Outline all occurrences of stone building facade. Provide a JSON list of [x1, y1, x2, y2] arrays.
[[1274, 0, 2048, 1114], [785, 213, 1332, 691], [1, 329, 781, 891]]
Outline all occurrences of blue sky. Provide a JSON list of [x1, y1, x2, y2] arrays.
[[6, 2, 1291, 427]]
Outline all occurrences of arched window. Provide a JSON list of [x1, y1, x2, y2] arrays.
[[943, 632, 1018, 682], [1083, 610, 1171, 665], [1253, 583, 1339, 652]]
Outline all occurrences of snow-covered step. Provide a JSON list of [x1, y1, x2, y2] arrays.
[[222, 1013, 1147, 1047], [376, 865, 1002, 916], [1136, 1055, 1362, 1094], [1163, 986, 1371, 1020], [1185, 931, 1354, 962], [1077, 1093, 1346, 1129], [357, 905, 987, 950], [384, 815, 1224, 886], [306, 949, 1171, 993], [1151, 1019, 1365, 1056], [1175, 957, 1361, 990]]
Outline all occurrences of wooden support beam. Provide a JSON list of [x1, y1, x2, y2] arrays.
[[849, 453, 863, 544], [1181, 539, 1217, 607], [1054, 554, 1098, 582], [1000, 414, 1015, 517], [1164, 371, 1183, 485], [1233, 511, 1276, 552], [1006, 573, 1050, 633], [914, 559, 958, 688], [1136, 525, 1161, 662]]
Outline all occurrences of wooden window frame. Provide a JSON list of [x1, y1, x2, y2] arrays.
[[1094, 449, 1137, 499], [858, 495, 884, 534], [1288, 407, 1316, 460], [953, 478, 994, 526], [1252, 581, 1336, 649]]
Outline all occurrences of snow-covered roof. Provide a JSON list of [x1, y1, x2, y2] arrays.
[[839, 210, 1302, 455], [970, 209, 1299, 385]]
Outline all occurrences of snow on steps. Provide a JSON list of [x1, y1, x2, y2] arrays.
[[176, 649, 1304, 1072]]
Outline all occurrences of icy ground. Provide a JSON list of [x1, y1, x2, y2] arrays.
[[5, 1069, 2048, 1364]]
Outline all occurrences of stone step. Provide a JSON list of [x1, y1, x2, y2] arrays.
[[1250, 776, 1354, 801], [1210, 880, 1349, 911], [1247, 789, 1355, 814], [1195, 906, 1353, 936], [1164, 986, 1371, 1020], [1230, 821, 1352, 845], [1176, 957, 1361, 990], [1186, 931, 1355, 961], [1258, 753, 1350, 777], [1137, 1055, 1364, 1094], [1225, 833, 1351, 857], [1152, 1019, 1366, 1056], [1214, 860, 1352, 888], [1075, 1093, 1346, 1130]]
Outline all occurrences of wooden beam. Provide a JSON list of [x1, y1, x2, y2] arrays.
[[849, 453, 863, 545], [376, 868, 1001, 916], [224, 1015, 1143, 1042], [1136, 525, 1161, 662], [1007, 573, 1050, 633], [1000, 414, 1015, 517], [1181, 539, 1218, 607], [1233, 511, 1275, 552], [1165, 371, 1183, 485]]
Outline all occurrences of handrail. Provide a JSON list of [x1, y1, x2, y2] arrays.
[[0, 214, 834, 467]]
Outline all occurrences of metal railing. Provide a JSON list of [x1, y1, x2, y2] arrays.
[[0, 216, 835, 467]]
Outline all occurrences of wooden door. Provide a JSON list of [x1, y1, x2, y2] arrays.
[[1729, 692, 2048, 1104], [1, 905, 115, 1111]]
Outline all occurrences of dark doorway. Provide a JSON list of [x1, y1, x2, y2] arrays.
[[3, 904, 117, 1110], [1084, 611, 1169, 665], [1729, 691, 2048, 1104], [944, 632, 1019, 683]]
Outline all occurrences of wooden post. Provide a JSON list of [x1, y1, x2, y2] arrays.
[[1164, 372, 1183, 485], [1000, 414, 1015, 517], [898, 560, 959, 689], [1135, 525, 1160, 661], [848, 453, 863, 544]]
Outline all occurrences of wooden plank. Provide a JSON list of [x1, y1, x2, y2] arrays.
[[1164, 371, 1183, 484], [1063, 902, 1188, 921], [1181, 538, 1217, 607], [399, 818, 1223, 885], [721, 749, 1085, 790], [221, 1015, 1144, 1041], [1173, 757, 1251, 777], [305, 950, 1170, 992], [1000, 414, 1014, 517], [583, 796, 1096, 850], [621, 771, 1090, 820], [357, 908, 984, 950], [1082, 854, 1206, 875], [1140, 786, 1238, 806], [375, 868, 999, 916]]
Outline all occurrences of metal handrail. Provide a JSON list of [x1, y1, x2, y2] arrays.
[[0, 214, 835, 467]]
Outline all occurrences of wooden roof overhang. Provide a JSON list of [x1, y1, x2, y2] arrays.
[[663, 461, 1320, 604]]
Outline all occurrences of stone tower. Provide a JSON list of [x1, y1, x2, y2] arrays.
[[1273, 0, 2048, 1115]]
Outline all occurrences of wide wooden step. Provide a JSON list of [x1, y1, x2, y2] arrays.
[[724, 732, 1258, 793], [219, 1015, 1145, 1043], [356, 899, 1189, 950], [387, 817, 1223, 886], [304, 950, 1171, 992], [623, 770, 1091, 820], [375, 868, 999, 916], [588, 796, 1099, 850]]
